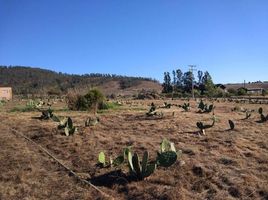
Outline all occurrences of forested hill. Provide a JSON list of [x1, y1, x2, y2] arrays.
[[0, 66, 161, 95]]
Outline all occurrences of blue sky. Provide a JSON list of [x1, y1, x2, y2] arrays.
[[0, 0, 267, 83]]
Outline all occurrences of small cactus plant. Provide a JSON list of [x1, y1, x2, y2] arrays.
[[127, 151, 156, 180], [98, 149, 128, 168], [146, 102, 157, 116], [179, 102, 190, 112], [98, 152, 106, 167], [228, 120, 235, 130], [244, 110, 251, 119], [196, 116, 216, 135], [198, 99, 205, 110], [64, 117, 77, 136], [146, 103, 164, 118], [258, 107, 268, 122], [53, 116, 77, 136], [156, 138, 181, 167], [39, 107, 54, 120], [198, 100, 214, 113], [149, 102, 156, 113]]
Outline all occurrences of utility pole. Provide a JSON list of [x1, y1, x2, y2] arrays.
[[189, 65, 197, 99]]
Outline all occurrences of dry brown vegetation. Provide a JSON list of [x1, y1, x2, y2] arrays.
[[0, 99, 268, 200]]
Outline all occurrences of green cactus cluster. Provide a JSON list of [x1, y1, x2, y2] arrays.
[[179, 102, 190, 112], [128, 151, 156, 180], [97, 139, 182, 180], [98, 151, 125, 168], [258, 107, 268, 122], [38, 107, 54, 120], [26, 100, 45, 109], [146, 102, 157, 116], [198, 100, 214, 113], [53, 116, 77, 136], [146, 102, 164, 117]]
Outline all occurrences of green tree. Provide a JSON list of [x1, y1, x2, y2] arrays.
[[172, 70, 176, 85], [197, 70, 203, 85], [182, 71, 193, 92], [201, 71, 216, 96], [237, 88, 247, 96], [162, 72, 173, 93], [176, 69, 183, 89]]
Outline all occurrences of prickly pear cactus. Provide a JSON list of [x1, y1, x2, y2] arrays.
[[127, 151, 156, 180], [157, 151, 177, 167], [258, 107, 268, 122], [98, 152, 106, 166], [61, 117, 77, 136], [160, 138, 177, 153], [198, 100, 205, 110], [112, 155, 124, 167], [258, 107, 263, 115], [228, 120, 235, 130]]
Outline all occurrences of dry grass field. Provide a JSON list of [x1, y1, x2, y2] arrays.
[[0, 99, 268, 200]]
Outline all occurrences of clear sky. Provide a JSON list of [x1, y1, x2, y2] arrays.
[[0, 0, 267, 83]]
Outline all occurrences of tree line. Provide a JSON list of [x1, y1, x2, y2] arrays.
[[162, 69, 221, 97]]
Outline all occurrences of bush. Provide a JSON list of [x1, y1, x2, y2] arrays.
[[227, 88, 237, 95], [66, 89, 105, 112], [66, 92, 80, 110], [262, 89, 267, 96], [237, 88, 247, 96], [0, 100, 6, 106]]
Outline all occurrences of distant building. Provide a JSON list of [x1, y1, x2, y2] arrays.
[[225, 82, 268, 95], [247, 88, 264, 95], [0, 87, 12, 100]]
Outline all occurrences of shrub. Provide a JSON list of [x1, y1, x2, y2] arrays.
[[0, 100, 6, 106], [84, 89, 105, 112], [237, 88, 247, 96], [262, 89, 268, 96], [66, 89, 105, 113], [227, 88, 237, 95], [66, 92, 81, 110]]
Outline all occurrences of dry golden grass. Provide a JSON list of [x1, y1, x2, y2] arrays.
[[0, 99, 268, 199]]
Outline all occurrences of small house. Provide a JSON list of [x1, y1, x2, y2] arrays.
[[0, 87, 12, 100], [247, 88, 264, 95]]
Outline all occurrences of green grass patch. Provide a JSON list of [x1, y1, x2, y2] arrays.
[[9, 105, 37, 112], [99, 102, 122, 110], [0, 100, 6, 107]]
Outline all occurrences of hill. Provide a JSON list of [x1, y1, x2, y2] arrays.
[[0, 66, 161, 96], [225, 82, 268, 90]]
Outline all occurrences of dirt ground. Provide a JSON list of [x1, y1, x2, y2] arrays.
[[0, 99, 268, 200]]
